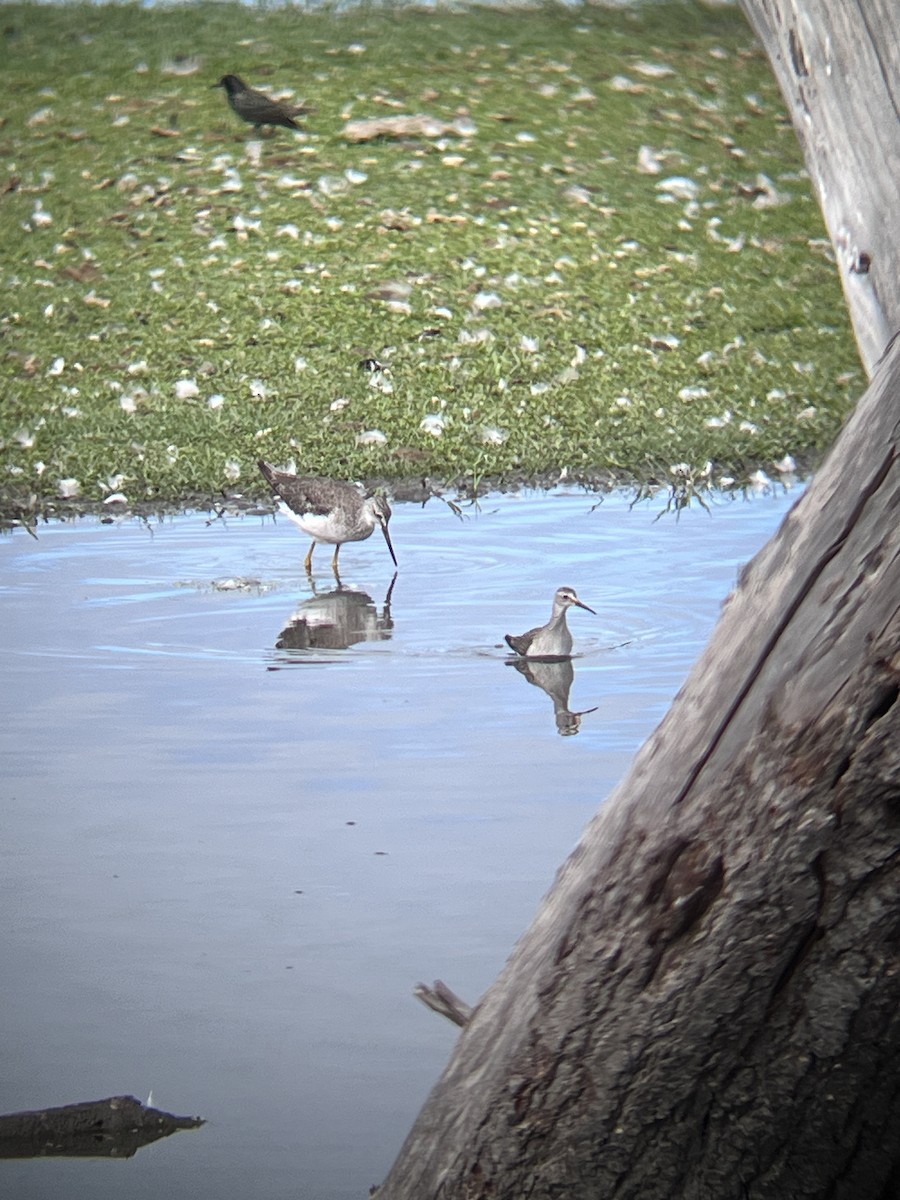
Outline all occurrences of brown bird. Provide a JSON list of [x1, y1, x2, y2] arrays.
[[505, 587, 595, 660], [213, 74, 307, 133], [259, 459, 398, 575]]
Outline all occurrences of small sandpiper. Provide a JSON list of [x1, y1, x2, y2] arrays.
[[505, 587, 595, 660], [258, 459, 398, 574]]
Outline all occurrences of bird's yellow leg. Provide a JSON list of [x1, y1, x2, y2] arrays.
[[304, 543, 315, 573], [331, 545, 341, 574]]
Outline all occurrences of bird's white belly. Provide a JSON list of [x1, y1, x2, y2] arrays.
[[278, 501, 371, 544]]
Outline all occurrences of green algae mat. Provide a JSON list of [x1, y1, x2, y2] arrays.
[[0, 1, 861, 515]]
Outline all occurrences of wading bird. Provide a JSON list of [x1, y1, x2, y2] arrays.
[[505, 587, 595, 660], [259, 460, 398, 575]]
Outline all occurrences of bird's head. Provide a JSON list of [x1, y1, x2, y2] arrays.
[[556, 586, 595, 615], [368, 493, 398, 567], [213, 75, 245, 94]]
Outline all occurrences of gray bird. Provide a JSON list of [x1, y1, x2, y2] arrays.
[[213, 74, 307, 133], [259, 459, 398, 575], [505, 587, 595, 660]]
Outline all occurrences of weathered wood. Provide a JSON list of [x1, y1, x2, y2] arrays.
[[377, 328, 900, 1197], [0, 1095, 204, 1159], [740, 0, 900, 374], [414, 980, 475, 1028], [375, 7, 900, 1193]]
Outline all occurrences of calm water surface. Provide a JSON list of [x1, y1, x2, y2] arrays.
[[1, 484, 801, 1199]]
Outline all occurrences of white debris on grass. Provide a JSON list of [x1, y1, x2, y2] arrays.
[[481, 426, 508, 446], [220, 168, 242, 194], [458, 328, 494, 346], [356, 429, 388, 447], [637, 145, 663, 175], [634, 61, 676, 79], [472, 291, 502, 311], [175, 379, 199, 400], [420, 414, 446, 437], [608, 75, 642, 94], [656, 176, 699, 202]]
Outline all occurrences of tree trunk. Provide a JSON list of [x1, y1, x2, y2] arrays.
[[376, 341, 900, 1200], [739, 0, 900, 376], [375, 6, 900, 1195]]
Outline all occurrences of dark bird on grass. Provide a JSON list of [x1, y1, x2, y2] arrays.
[[505, 587, 595, 660], [259, 459, 398, 575], [213, 74, 308, 133]]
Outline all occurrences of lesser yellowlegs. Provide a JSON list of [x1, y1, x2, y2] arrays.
[[505, 586, 595, 660], [213, 75, 308, 133], [259, 460, 398, 574]]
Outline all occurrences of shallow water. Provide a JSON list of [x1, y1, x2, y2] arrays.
[[0, 483, 801, 1199]]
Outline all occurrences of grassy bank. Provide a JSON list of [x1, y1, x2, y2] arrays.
[[0, 0, 860, 515]]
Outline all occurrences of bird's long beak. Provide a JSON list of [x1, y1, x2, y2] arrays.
[[380, 521, 398, 568], [574, 599, 596, 614]]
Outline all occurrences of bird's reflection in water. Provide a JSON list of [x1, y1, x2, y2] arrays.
[[508, 656, 598, 736], [275, 573, 396, 657]]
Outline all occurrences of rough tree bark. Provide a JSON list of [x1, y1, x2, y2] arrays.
[[375, 4, 900, 1195], [740, 0, 900, 375], [377, 340, 900, 1198]]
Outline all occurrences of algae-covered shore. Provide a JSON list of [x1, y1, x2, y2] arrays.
[[0, 1, 860, 517]]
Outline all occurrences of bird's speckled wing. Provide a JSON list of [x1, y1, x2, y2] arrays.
[[505, 627, 539, 656], [259, 462, 362, 518]]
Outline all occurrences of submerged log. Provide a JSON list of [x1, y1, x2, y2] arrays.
[[377, 327, 900, 1196], [740, 0, 900, 375], [0, 1095, 204, 1160]]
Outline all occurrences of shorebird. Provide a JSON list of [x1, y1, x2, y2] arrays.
[[505, 587, 595, 660], [258, 460, 398, 574], [213, 75, 308, 133]]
